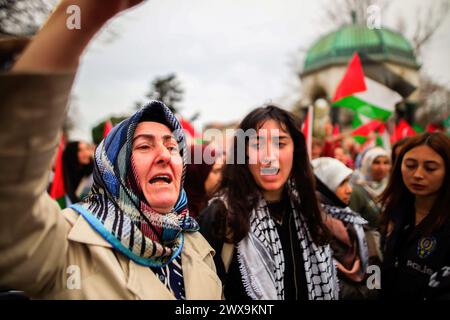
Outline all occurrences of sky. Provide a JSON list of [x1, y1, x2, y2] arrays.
[[69, 0, 450, 141]]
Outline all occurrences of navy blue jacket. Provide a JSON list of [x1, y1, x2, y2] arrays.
[[382, 211, 450, 300]]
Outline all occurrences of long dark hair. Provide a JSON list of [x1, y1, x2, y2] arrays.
[[380, 132, 450, 235], [63, 141, 93, 203], [184, 143, 217, 219], [219, 105, 329, 245], [390, 137, 410, 171]]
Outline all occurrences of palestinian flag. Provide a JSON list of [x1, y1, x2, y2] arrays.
[[377, 122, 392, 151], [391, 119, 416, 143], [358, 52, 416, 99], [351, 119, 383, 145], [50, 136, 66, 209], [414, 124, 425, 133], [425, 122, 444, 133], [445, 115, 450, 135], [332, 52, 403, 121], [103, 119, 113, 138], [180, 117, 202, 145], [351, 118, 391, 150], [332, 123, 340, 136], [301, 106, 314, 160]]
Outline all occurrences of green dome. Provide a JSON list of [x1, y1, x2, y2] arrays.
[[302, 25, 419, 75]]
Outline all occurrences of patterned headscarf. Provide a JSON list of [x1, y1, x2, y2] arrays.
[[70, 101, 199, 267]]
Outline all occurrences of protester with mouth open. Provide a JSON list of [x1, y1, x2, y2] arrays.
[[380, 132, 450, 300], [198, 105, 338, 300], [0, 0, 221, 299]]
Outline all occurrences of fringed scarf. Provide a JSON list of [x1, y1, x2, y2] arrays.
[[322, 204, 369, 281], [70, 101, 199, 267], [235, 184, 339, 300]]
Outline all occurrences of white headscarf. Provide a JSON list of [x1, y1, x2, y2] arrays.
[[357, 147, 390, 198], [311, 157, 353, 193]]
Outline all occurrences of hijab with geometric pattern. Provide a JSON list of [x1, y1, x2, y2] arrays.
[[70, 101, 199, 267]]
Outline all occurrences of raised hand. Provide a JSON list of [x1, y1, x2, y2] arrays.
[[13, 0, 147, 72], [67, 0, 146, 26]]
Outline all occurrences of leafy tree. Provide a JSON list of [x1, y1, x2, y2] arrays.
[[143, 73, 184, 114], [91, 116, 129, 145]]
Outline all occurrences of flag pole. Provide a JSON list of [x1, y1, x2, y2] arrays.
[[307, 105, 313, 160]]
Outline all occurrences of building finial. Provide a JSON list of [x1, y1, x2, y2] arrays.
[[351, 10, 357, 24]]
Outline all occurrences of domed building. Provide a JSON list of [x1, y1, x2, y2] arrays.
[[298, 23, 420, 133]]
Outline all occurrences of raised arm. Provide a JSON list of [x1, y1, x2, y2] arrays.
[[13, 0, 145, 72], [0, 0, 145, 296]]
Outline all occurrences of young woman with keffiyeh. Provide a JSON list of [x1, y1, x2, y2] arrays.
[[198, 105, 339, 300], [0, 0, 221, 299], [312, 157, 381, 300]]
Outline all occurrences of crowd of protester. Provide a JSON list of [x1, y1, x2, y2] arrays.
[[1, 0, 449, 301]]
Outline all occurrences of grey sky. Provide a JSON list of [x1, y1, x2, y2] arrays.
[[70, 0, 450, 141]]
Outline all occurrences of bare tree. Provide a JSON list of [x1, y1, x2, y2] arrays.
[[409, 0, 450, 56], [319, 0, 449, 57], [0, 0, 121, 45], [319, 0, 391, 28], [291, 0, 450, 122], [0, 0, 57, 36], [415, 74, 450, 128]]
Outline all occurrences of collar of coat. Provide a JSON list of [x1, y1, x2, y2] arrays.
[[64, 208, 220, 299], [66, 209, 213, 259]]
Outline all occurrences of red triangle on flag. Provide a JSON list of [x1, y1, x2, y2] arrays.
[[392, 119, 415, 143], [301, 110, 310, 140], [332, 123, 340, 136], [351, 119, 383, 137], [50, 136, 66, 200], [301, 107, 314, 159], [426, 123, 442, 133], [103, 119, 113, 138], [332, 52, 367, 102], [180, 117, 199, 138]]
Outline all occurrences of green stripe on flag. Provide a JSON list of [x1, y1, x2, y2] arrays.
[[413, 124, 424, 133], [376, 135, 383, 147], [194, 137, 204, 144], [56, 196, 66, 209], [353, 136, 367, 145], [352, 112, 366, 129], [333, 96, 392, 120]]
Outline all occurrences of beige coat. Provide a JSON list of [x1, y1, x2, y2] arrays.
[[0, 73, 222, 299]]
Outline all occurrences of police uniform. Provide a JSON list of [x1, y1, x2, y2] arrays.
[[382, 212, 450, 300]]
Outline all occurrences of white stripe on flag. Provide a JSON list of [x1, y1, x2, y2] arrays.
[[355, 77, 403, 113]]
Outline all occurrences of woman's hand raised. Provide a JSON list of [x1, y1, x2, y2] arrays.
[[68, 0, 146, 27], [13, 0, 147, 73]]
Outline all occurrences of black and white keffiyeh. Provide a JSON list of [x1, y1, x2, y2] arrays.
[[235, 194, 339, 300], [321, 204, 369, 273]]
